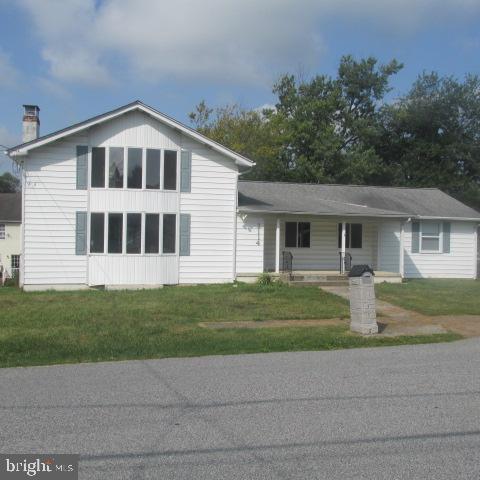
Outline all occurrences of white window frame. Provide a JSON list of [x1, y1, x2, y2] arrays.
[[420, 221, 442, 253], [0, 224, 5, 240]]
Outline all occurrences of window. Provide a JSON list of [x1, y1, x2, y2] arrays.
[[163, 150, 177, 190], [91, 147, 106, 188], [338, 223, 363, 249], [11, 255, 20, 269], [127, 148, 142, 189], [163, 214, 176, 253], [285, 222, 310, 248], [90, 213, 105, 253], [109, 147, 124, 188], [0, 224, 5, 240], [126, 213, 142, 254], [145, 214, 160, 253], [421, 222, 441, 252], [108, 213, 123, 253], [146, 149, 161, 189]]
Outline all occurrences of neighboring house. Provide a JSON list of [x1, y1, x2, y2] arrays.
[[6, 101, 480, 291], [0, 192, 21, 282]]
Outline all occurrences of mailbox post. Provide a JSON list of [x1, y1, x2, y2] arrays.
[[348, 265, 378, 335]]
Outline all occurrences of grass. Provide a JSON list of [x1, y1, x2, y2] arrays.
[[376, 279, 480, 316], [0, 282, 461, 368]]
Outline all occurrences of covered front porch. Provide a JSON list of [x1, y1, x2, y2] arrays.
[[235, 213, 405, 283]]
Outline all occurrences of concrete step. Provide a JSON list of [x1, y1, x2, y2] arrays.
[[289, 275, 346, 282], [288, 280, 349, 287]]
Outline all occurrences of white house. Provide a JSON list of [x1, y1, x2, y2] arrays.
[[0, 192, 21, 282], [6, 101, 480, 291]]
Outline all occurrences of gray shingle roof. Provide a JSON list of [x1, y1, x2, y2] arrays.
[[0, 193, 21, 222], [238, 181, 480, 219]]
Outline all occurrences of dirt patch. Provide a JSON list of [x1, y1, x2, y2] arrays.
[[199, 318, 346, 330]]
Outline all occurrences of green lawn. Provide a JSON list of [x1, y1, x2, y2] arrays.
[[0, 283, 460, 368], [376, 279, 480, 316]]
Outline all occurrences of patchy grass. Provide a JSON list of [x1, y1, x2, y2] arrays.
[[376, 279, 480, 316], [0, 283, 460, 368]]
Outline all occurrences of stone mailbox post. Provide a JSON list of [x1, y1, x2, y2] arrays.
[[348, 265, 378, 335]]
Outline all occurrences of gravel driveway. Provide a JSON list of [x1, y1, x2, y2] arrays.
[[1, 339, 480, 479]]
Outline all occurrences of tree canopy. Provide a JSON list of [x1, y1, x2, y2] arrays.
[[0, 172, 20, 193], [190, 55, 480, 209]]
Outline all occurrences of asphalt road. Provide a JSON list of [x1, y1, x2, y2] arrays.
[[1, 340, 480, 479]]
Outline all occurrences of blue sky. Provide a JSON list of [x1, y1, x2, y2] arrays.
[[1, 0, 479, 173]]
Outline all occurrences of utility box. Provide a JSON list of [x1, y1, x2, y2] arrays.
[[348, 265, 378, 335]]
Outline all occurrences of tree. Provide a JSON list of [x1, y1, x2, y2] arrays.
[[0, 172, 20, 193], [189, 102, 288, 180], [271, 55, 402, 184], [378, 72, 480, 208]]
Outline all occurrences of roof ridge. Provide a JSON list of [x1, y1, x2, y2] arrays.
[[238, 180, 440, 191]]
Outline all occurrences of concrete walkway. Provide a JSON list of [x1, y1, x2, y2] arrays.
[[321, 285, 480, 337]]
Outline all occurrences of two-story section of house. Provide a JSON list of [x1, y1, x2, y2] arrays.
[[7, 102, 253, 291]]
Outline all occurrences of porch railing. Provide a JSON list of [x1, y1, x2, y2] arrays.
[[282, 251, 293, 274], [339, 252, 352, 274]]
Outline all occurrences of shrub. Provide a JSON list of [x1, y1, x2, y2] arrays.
[[257, 272, 273, 286]]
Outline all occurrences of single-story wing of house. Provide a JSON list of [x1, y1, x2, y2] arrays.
[[0, 192, 22, 282], [6, 101, 480, 291]]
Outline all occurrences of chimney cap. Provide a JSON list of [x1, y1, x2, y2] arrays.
[[23, 105, 40, 116]]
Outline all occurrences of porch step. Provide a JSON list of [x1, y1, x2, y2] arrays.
[[289, 280, 349, 287], [288, 274, 346, 282]]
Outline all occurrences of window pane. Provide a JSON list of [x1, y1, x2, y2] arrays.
[[350, 224, 362, 248], [126, 213, 141, 254], [0, 224, 5, 240], [164, 150, 177, 190], [109, 147, 124, 188], [422, 222, 440, 236], [163, 214, 176, 253], [108, 213, 123, 253], [145, 214, 160, 254], [127, 148, 142, 189], [285, 222, 297, 248], [146, 149, 160, 189], [298, 222, 310, 248], [422, 237, 440, 251], [90, 213, 104, 253], [91, 147, 105, 188]]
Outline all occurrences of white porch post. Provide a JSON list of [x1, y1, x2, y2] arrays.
[[399, 221, 405, 278], [341, 221, 346, 274], [275, 218, 281, 274]]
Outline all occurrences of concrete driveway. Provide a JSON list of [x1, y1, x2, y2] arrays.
[[1, 340, 480, 479]]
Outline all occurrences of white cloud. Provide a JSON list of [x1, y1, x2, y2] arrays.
[[0, 49, 19, 87], [17, 0, 480, 87]]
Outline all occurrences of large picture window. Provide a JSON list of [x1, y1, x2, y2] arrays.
[[90, 213, 105, 253], [145, 214, 160, 253], [91, 147, 106, 188], [146, 149, 161, 189], [108, 213, 123, 253], [163, 150, 177, 190], [421, 222, 441, 252], [126, 213, 142, 254], [127, 148, 142, 189], [109, 147, 124, 188], [163, 214, 176, 253], [338, 223, 363, 249], [285, 222, 310, 248]]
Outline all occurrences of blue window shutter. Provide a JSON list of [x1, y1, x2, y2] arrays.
[[76, 211, 87, 255], [76, 146, 88, 190], [179, 213, 191, 256], [443, 222, 451, 253], [412, 221, 420, 253], [180, 150, 191, 192]]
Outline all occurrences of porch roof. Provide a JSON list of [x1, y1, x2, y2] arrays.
[[238, 181, 480, 220]]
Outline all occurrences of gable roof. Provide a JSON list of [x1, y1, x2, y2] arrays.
[[238, 181, 480, 220], [0, 193, 22, 222], [6, 100, 254, 168]]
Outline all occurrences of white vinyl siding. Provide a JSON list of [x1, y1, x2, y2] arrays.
[[263, 216, 378, 272], [236, 214, 264, 274], [179, 139, 237, 284], [404, 221, 476, 278], [377, 221, 401, 273], [23, 133, 89, 286]]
